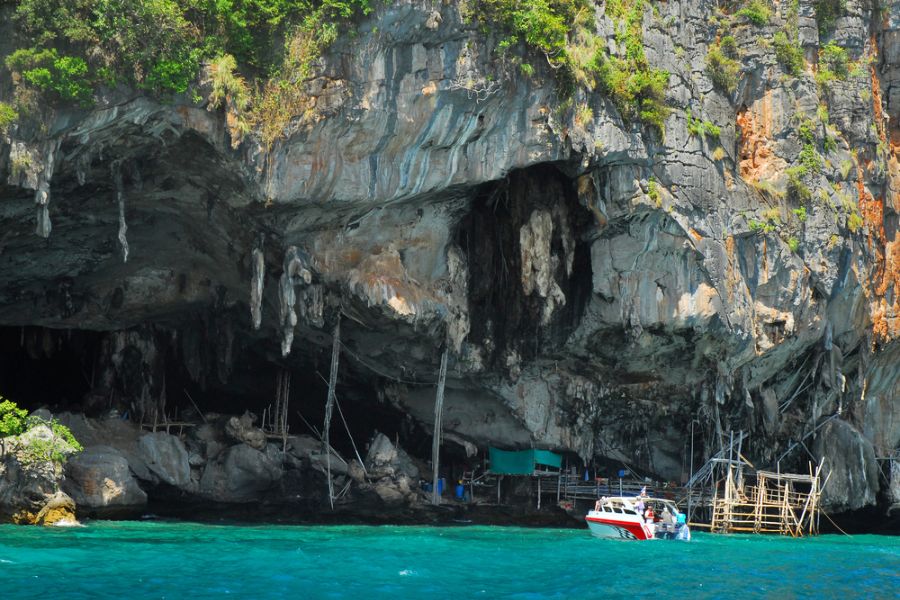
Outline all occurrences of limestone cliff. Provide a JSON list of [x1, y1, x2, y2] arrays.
[[1, 0, 899, 519]]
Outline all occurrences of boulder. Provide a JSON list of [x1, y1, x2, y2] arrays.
[[0, 424, 77, 522], [63, 445, 147, 511], [224, 412, 267, 450], [137, 432, 191, 488], [31, 491, 78, 526], [365, 432, 419, 480], [363, 433, 419, 506], [199, 444, 282, 502], [288, 434, 350, 476]]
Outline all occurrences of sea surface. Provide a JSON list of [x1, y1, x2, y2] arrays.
[[0, 521, 897, 599]]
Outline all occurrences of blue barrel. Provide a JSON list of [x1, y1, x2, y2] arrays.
[[437, 478, 445, 495], [455, 484, 465, 499]]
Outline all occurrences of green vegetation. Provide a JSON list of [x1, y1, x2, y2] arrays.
[[686, 109, 720, 139], [590, 0, 671, 134], [5, 0, 373, 144], [847, 211, 863, 233], [736, 0, 771, 26], [706, 36, 741, 94], [773, 0, 803, 76], [812, 0, 846, 38], [798, 144, 823, 175], [773, 32, 804, 76], [792, 206, 807, 222], [648, 177, 661, 207], [0, 398, 82, 464], [749, 207, 782, 233], [786, 167, 812, 203], [0, 102, 18, 134], [465, 0, 670, 135], [0, 399, 28, 440], [787, 236, 800, 252], [5, 48, 92, 104], [817, 41, 849, 85]]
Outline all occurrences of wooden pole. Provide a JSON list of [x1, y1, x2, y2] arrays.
[[324, 318, 341, 509], [334, 394, 367, 476], [431, 346, 449, 506]]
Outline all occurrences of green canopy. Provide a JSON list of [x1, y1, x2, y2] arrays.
[[488, 447, 562, 475]]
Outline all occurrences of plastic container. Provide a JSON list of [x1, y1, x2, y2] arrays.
[[437, 478, 445, 495], [455, 484, 465, 499]]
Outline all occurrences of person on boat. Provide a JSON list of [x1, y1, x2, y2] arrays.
[[644, 506, 654, 523], [661, 507, 675, 536]]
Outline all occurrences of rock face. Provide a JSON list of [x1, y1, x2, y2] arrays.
[[0, 425, 80, 524], [138, 432, 191, 488], [200, 444, 282, 503], [1, 0, 900, 518], [64, 446, 148, 513], [364, 433, 420, 506]]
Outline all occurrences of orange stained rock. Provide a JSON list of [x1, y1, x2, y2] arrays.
[[689, 228, 703, 241], [871, 64, 887, 146], [736, 91, 780, 183], [724, 235, 737, 304]]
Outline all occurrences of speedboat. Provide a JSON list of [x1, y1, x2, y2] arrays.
[[585, 496, 690, 541]]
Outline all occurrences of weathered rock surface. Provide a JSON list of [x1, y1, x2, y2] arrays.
[[64, 445, 148, 512], [224, 413, 267, 451], [0, 425, 79, 524], [364, 433, 420, 506], [199, 443, 282, 503], [30, 491, 77, 526], [137, 432, 191, 488], [1, 0, 899, 519]]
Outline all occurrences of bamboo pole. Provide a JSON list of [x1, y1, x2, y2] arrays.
[[324, 318, 341, 509], [431, 346, 449, 506]]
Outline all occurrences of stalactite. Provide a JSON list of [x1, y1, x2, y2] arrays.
[[250, 247, 265, 330], [34, 140, 60, 238], [277, 246, 313, 356], [111, 163, 129, 263]]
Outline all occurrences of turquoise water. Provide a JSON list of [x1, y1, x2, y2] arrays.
[[0, 522, 898, 599]]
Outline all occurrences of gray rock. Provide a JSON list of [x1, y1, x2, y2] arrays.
[[137, 432, 191, 488], [63, 445, 147, 510], [199, 444, 282, 503], [224, 412, 267, 451], [814, 420, 880, 512]]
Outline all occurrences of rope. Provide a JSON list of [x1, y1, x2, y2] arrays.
[[820, 509, 852, 536], [338, 340, 438, 386]]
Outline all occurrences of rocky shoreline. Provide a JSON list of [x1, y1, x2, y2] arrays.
[[2, 408, 897, 534], [2, 0, 900, 529]]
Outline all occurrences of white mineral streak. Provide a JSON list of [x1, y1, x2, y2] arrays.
[[34, 140, 61, 238], [278, 247, 313, 356], [250, 248, 265, 330], [112, 163, 129, 262]]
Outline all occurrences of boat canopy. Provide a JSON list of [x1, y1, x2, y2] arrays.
[[488, 447, 562, 475]]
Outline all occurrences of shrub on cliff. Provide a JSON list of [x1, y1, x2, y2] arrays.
[[706, 38, 741, 94], [0, 398, 81, 465], [0, 399, 28, 440]]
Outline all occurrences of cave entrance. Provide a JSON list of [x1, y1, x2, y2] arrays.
[[456, 163, 594, 367], [0, 327, 102, 412]]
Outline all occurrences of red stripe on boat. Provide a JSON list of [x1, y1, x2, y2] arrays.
[[585, 516, 651, 540]]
